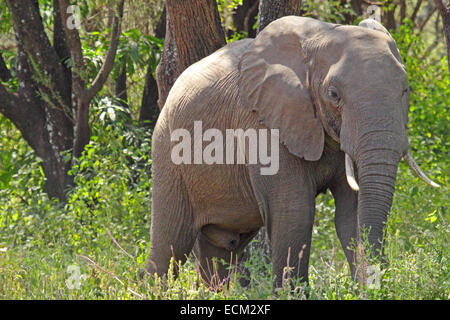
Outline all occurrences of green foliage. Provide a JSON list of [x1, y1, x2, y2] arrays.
[[0, 107, 154, 298], [67, 98, 153, 245], [0, 50, 18, 92], [0, 1, 12, 34], [219, 0, 249, 43], [226, 30, 249, 43], [303, 0, 357, 24], [393, 20, 449, 165], [116, 29, 163, 79], [218, 0, 244, 17]]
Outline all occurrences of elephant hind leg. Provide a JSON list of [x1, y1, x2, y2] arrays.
[[146, 169, 197, 278]]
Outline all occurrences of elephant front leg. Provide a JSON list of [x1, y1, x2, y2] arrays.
[[268, 195, 316, 289], [248, 161, 316, 289], [330, 174, 358, 279]]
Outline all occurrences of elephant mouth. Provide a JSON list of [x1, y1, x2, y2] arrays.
[[344, 152, 439, 191]]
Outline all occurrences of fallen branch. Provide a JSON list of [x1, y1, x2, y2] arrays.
[[78, 254, 144, 299], [106, 228, 134, 260]]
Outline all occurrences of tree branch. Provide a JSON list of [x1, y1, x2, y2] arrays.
[[244, 0, 259, 36], [433, 0, 449, 13], [65, 0, 125, 158], [383, 0, 397, 30], [0, 80, 49, 159], [361, 0, 382, 5], [411, 0, 423, 25], [432, 0, 450, 72], [57, 0, 86, 99], [424, 14, 442, 55], [399, 0, 406, 26], [418, 7, 437, 32], [85, 0, 124, 102], [6, 0, 67, 93]]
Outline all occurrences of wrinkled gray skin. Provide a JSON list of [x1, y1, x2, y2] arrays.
[[147, 16, 411, 287]]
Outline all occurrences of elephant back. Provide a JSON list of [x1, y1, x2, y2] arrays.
[[164, 39, 253, 130]]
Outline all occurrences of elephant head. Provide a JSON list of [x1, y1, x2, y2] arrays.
[[239, 17, 439, 257]]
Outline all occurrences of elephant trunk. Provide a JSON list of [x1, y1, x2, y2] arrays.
[[355, 138, 401, 257]]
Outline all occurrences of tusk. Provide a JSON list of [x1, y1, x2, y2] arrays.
[[403, 153, 440, 188], [345, 153, 360, 191]]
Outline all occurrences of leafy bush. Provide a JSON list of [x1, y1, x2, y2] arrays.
[[0, 100, 154, 298]]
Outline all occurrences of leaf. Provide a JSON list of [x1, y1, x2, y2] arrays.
[[129, 43, 140, 63], [425, 211, 438, 224], [124, 28, 140, 40], [107, 107, 116, 121]]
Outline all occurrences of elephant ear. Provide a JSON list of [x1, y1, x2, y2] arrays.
[[238, 17, 325, 161]]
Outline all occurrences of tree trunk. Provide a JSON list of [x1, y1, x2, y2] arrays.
[[156, 0, 226, 109], [339, 0, 358, 24], [2, 0, 75, 201], [257, 0, 302, 33], [383, 1, 397, 31], [232, 0, 259, 38], [399, 0, 407, 26], [433, 0, 450, 73], [337, 0, 363, 25], [350, 0, 363, 16], [0, 1, 123, 201], [411, 0, 424, 26], [156, 7, 180, 110], [139, 65, 160, 126], [139, 7, 166, 127]]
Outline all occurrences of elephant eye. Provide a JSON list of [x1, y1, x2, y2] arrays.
[[327, 86, 340, 104]]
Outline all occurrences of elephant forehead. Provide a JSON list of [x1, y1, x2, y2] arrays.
[[333, 26, 400, 59]]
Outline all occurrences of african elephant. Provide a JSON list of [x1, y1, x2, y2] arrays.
[[146, 16, 439, 288]]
